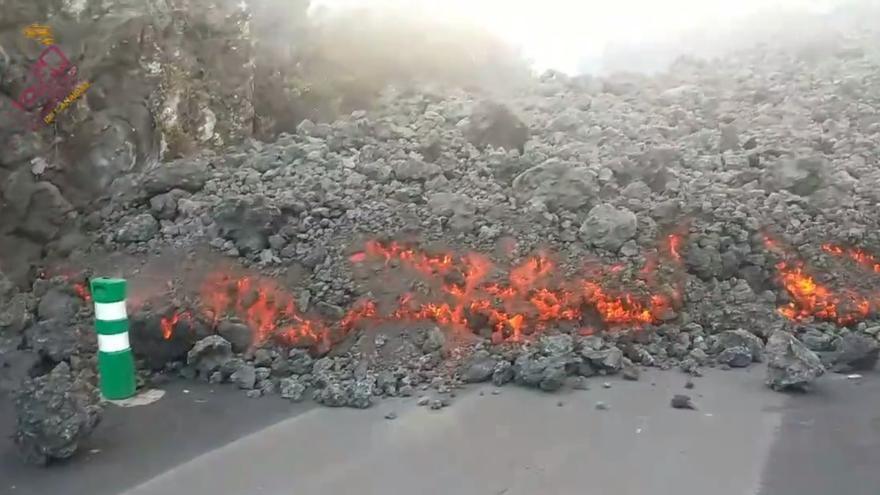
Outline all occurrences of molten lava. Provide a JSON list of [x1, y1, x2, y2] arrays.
[[774, 261, 870, 325], [821, 243, 880, 273], [84, 235, 688, 349], [348, 239, 683, 342], [160, 311, 191, 340], [763, 233, 876, 325], [199, 273, 328, 348]]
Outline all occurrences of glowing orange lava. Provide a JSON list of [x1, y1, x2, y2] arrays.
[[822, 243, 880, 273], [73, 281, 91, 302], [160, 311, 191, 340], [91, 235, 688, 349], [348, 239, 684, 342], [199, 273, 328, 348], [774, 260, 871, 325]]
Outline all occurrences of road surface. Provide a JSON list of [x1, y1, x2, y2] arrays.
[[2, 366, 879, 495]]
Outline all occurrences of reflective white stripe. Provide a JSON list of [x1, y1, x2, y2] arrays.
[[98, 332, 130, 353], [95, 301, 127, 321]]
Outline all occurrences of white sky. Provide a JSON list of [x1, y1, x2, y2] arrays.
[[311, 0, 849, 73]]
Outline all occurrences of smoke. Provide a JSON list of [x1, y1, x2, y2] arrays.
[[312, 0, 875, 74]]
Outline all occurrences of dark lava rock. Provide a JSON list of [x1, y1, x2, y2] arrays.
[[0, 293, 35, 336], [231, 364, 257, 390], [579, 204, 638, 252], [492, 360, 514, 386], [14, 363, 102, 466], [186, 335, 234, 377], [142, 161, 209, 195], [24, 320, 83, 364], [717, 346, 753, 368], [217, 320, 253, 353], [464, 100, 529, 153], [461, 355, 497, 383], [581, 347, 624, 373], [765, 331, 825, 391], [670, 394, 696, 410], [349, 378, 375, 409], [800, 327, 836, 352], [116, 214, 159, 243], [129, 311, 204, 370], [713, 329, 764, 362], [36, 289, 80, 322], [279, 377, 306, 401], [827, 334, 879, 373], [213, 198, 283, 255], [315, 382, 348, 407], [288, 349, 314, 375], [514, 354, 568, 392], [622, 357, 640, 380]]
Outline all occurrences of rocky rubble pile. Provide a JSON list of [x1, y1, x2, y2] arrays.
[[2, 5, 880, 442]]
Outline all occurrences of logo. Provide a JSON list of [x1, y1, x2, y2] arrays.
[[0, 24, 90, 132]]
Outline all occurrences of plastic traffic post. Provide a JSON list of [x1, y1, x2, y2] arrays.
[[90, 277, 136, 400]]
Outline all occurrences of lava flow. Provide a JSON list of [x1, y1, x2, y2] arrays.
[[347, 237, 683, 342], [81, 236, 687, 350], [775, 260, 870, 325], [821, 243, 880, 273], [199, 273, 329, 348], [765, 235, 875, 325]]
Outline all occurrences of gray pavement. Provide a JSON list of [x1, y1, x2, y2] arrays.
[[3, 367, 879, 495], [0, 380, 313, 495]]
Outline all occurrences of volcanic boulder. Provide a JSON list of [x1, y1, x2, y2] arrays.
[[514, 354, 568, 391], [24, 320, 86, 364], [217, 320, 254, 354], [1, 293, 36, 336], [713, 329, 765, 363], [464, 100, 529, 153], [231, 364, 257, 389], [768, 156, 827, 197], [14, 363, 102, 466], [314, 378, 375, 409], [279, 377, 307, 401], [826, 333, 879, 373], [212, 198, 283, 256], [116, 214, 160, 243], [512, 158, 599, 212], [580, 347, 624, 373], [765, 331, 826, 391], [427, 193, 478, 234], [187, 335, 235, 377], [460, 353, 498, 383], [718, 346, 752, 368], [513, 334, 577, 391], [36, 289, 81, 322], [129, 310, 208, 370], [579, 204, 638, 252], [142, 162, 210, 196]]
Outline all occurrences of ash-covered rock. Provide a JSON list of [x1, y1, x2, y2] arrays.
[[712, 329, 765, 363], [825, 333, 879, 373], [765, 331, 826, 391], [13, 363, 102, 466], [464, 101, 529, 153], [579, 204, 638, 252], [187, 336, 234, 378]]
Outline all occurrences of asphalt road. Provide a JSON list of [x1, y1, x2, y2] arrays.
[[2, 367, 879, 495]]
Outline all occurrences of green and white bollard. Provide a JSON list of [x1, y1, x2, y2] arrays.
[[90, 277, 136, 400]]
